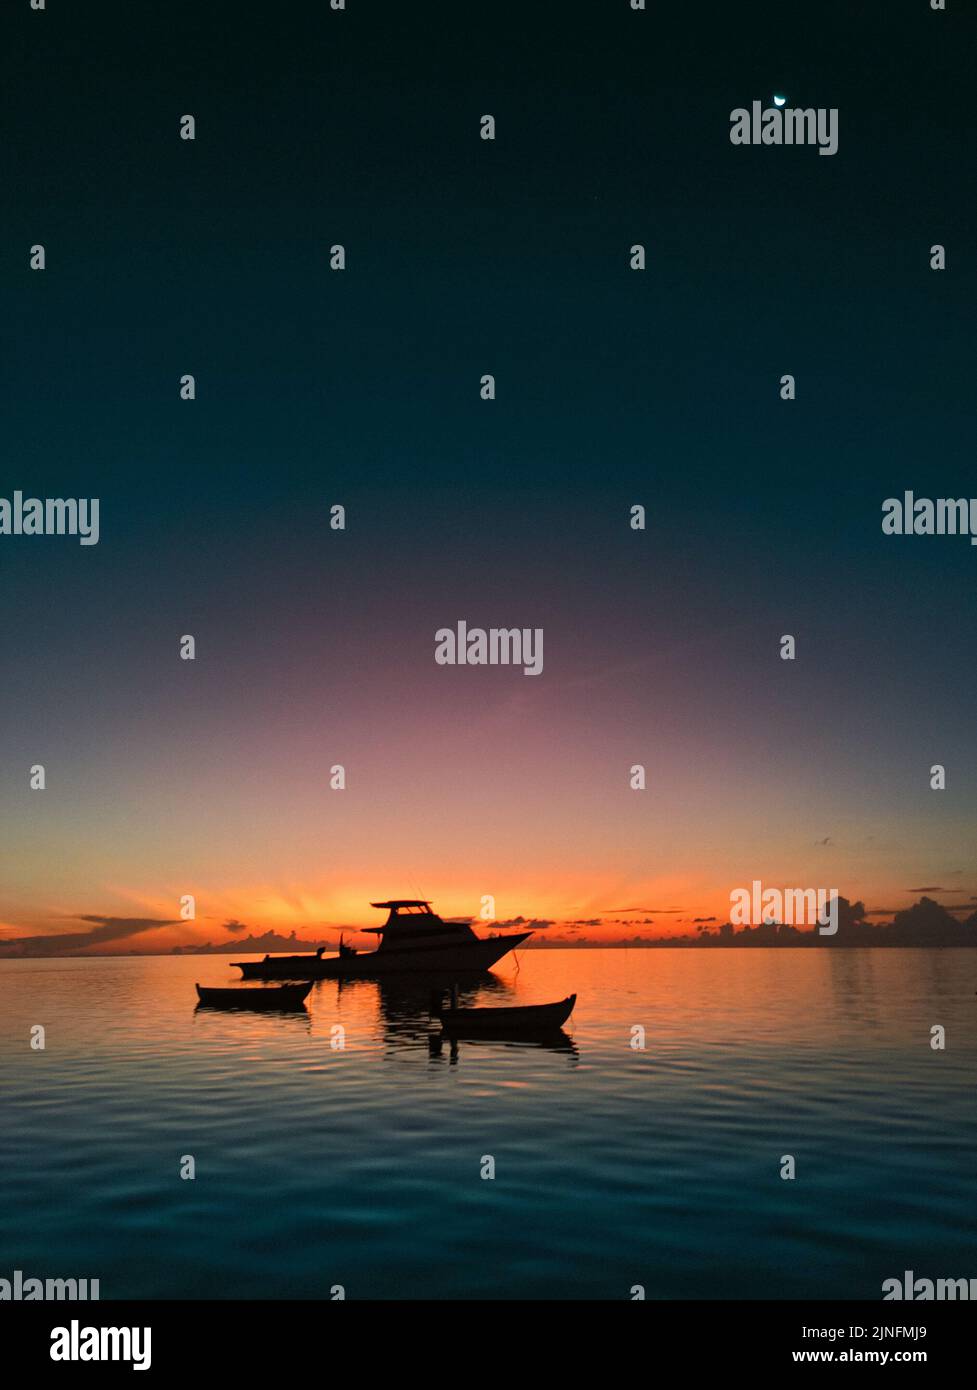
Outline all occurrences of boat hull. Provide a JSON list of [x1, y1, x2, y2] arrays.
[[439, 993, 576, 1034], [195, 981, 313, 1009], [234, 958, 332, 980], [234, 932, 532, 980]]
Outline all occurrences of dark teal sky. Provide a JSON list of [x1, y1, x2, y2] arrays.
[[2, 0, 975, 941]]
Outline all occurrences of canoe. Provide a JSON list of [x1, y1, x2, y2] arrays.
[[195, 981, 313, 1009], [437, 993, 576, 1032]]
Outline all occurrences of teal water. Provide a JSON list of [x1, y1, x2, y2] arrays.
[[1, 948, 974, 1300]]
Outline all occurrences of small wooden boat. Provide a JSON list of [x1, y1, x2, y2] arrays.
[[436, 993, 576, 1033], [195, 981, 313, 1009]]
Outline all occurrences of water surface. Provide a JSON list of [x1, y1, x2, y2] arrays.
[[1, 949, 974, 1299]]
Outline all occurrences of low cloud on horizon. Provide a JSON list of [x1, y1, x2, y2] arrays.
[[0, 915, 180, 958], [497, 917, 556, 929], [598, 906, 684, 914]]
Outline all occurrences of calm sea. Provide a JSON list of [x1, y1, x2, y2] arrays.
[[1, 948, 974, 1300]]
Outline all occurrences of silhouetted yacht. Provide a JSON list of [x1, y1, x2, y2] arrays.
[[233, 901, 532, 979]]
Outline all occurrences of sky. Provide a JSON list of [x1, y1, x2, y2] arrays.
[[1, 0, 975, 953]]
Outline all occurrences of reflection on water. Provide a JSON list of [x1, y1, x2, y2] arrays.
[[333, 972, 579, 1060], [428, 1030, 578, 1063], [0, 949, 974, 1299]]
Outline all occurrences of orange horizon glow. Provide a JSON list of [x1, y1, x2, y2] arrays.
[[0, 866, 963, 956]]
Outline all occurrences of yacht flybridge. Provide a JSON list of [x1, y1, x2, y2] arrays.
[[233, 901, 532, 980]]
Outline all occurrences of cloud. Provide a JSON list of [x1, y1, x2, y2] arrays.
[[815, 836, 832, 846], [498, 917, 555, 929], [867, 899, 972, 919], [222, 919, 248, 934], [598, 906, 684, 914], [904, 886, 959, 893], [692, 916, 717, 923], [0, 915, 179, 958]]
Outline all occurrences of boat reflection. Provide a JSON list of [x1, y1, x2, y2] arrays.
[[333, 971, 578, 1062], [191, 1001, 313, 1037], [428, 1029, 578, 1063]]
